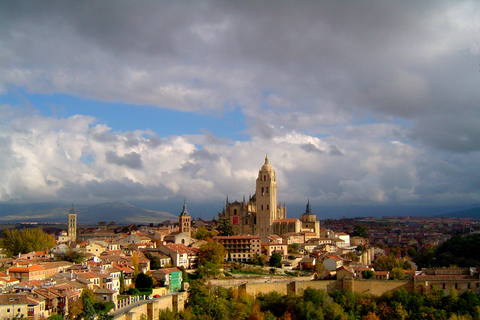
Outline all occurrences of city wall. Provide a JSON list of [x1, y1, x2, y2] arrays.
[[113, 279, 412, 319], [211, 278, 412, 298], [113, 292, 187, 320]]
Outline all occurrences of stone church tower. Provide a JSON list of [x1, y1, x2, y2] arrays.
[[178, 200, 191, 236], [219, 156, 287, 238], [254, 156, 286, 237], [68, 208, 77, 242]]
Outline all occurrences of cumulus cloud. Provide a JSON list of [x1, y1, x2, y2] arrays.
[[0, 110, 479, 211]]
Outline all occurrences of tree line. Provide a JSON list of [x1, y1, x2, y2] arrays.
[[158, 282, 480, 320]]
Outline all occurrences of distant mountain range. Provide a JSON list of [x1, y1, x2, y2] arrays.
[[0, 201, 178, 225], [441, 207, 480, 219]]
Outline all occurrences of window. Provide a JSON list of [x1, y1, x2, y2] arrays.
[[261, 205, 264, 210], [267, 205, 269, 210], [262, 187, 264, 195], [264, 175, 266, 181], [442, 283, 446, 289], [266, 187, 269, 194]]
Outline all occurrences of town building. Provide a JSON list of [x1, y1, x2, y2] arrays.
[[213, 235, 261, 262], [151, 268, 183, 292]]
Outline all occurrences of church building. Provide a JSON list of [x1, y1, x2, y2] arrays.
[[218, 156, 320, 238]]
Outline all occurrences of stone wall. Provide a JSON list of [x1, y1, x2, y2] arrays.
[[220, 278, 413, 298], [113, 293, 187, 320]]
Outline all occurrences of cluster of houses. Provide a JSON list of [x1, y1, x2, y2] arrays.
[[0, 202, 478, 319]]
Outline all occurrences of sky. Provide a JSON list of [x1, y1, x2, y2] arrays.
[[1, 1, 480, 219]]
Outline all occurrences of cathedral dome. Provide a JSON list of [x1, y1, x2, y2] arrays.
[[261, 155, 273, 171]]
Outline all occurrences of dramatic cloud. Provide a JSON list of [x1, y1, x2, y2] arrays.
[[0, 1, 480, 215]]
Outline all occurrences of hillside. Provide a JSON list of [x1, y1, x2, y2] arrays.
[[441, 207, 480, 219], [0, 201, 178, 224]]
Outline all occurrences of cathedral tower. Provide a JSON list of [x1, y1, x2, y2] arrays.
[[255, 156, 278, 237], [179, 200, 191, 236], [68, 208, 77, 242]]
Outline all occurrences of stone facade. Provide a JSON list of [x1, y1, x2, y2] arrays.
[[219, 157, 320, 238]]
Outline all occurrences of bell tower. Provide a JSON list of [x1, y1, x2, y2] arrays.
[[68, 207, 77, 242], [255, 155, 277, 237], [179, 200, 191, 236]]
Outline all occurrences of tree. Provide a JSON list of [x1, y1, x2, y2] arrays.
[[199, 240, 226, 265], [0, 227, 56, 257], [119, 271, 126, 294], [269, 252, 282, 268], [362, 270, 375, 279], [252, 253, 266, 266], [351, 225, 368, 238], [217, 219, 234, 236], [67, 298, 83, 320], [194, 226, 216, 240], [407, 247, 417, 258], [144, 252, 161, 270], [79, 297, 96, 320], [57, 250, 85, 263], [288, 243, 299, 254], [390, 268, 405, 280], [135, 273, 154, 291], [132, 251, 140, 276]]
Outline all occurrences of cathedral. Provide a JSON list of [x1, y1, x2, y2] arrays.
[[218, 156, 320, 238]]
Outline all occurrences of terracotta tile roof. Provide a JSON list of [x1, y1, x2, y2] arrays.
[[0, 294, 28, 305], [9, 265, 45, 273]]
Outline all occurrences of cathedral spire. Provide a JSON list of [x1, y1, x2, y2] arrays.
[[305, 199, 312, 215], [179, 198, 189, 216]]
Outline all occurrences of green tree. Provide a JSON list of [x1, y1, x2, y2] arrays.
[[119, 271, 126, 294], [351, 225, 368, 238], [0, 228, 56, 257], [435, 234, 480, 267], [194, 226, 216, 240], [252, 253, 266, 266], [269, 252, 282, 268], [57, 249, 85, 263], [217, 219, 234, 236], [362, 270, 375, 279], [390, 268, 405, 280], [135, 273, 154, 291], [288, 243, 300, 254], [80, 297, 96, 320], [407, 246, 417, 258], [144, 252, 161, 270]]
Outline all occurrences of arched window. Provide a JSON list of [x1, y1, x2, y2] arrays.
[[262, 187, 264, 195], [264, 175, 266, 181], [234, 209, 237, 215], [266, 187, 269, 194]]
